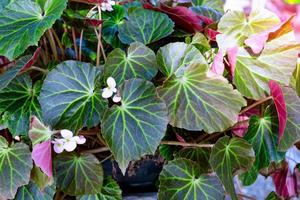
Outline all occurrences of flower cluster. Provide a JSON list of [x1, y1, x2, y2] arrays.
[[102, 77, 121, 103], [52, 130, 86, 153], [100, 0, 115, 12]]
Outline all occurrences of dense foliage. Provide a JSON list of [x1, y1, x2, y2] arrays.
[[0, 0, 300, 199]]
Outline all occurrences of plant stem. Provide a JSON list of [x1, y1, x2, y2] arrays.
[[46, 30, 58, 61], [239, 96, 272, 115], [79, 29, 84, 61], [51, 28, 65, 60], [160, 141, 214, 148], [96, 6, 103, 66], [29, 66, 48, 74], [71, 27, 78, 60], [42, 36, 50, 63]]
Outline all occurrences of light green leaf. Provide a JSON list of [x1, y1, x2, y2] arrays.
[[278, 87, 300, 151], [192, 0, 224, 13], [0, 74, 41, 136], [218, 9, 279, 44], [29, 116, 53, 146], [0, 0, 67, 60], [234, 30, 300, 99], [102, 5, 125, 48], [78, 176, 122, 200], [54, 153, 103, 196], [175, 147, 211, 172], [156, 42, 207, 77], [209, 136, 255, 200], [157, 63, 246, 132], [190, 6, 222, 22], [0, 136, 33, 199], [118, 9, 174, 45], [294, 59, 300, 97], [101, 78, 168, 174], [14, 182, 55, 200], [39, 61, 107, 132], [104, 42, 157, 85], [189, 33, 211, 53], [158, 158, 224, 200]]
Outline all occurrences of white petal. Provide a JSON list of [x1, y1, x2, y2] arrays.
[[106, 5, 113, 11], [111, 1, 116, 5], [112, 88, 117, 93], [63, 140, 77, 152], [112, 95, 121, 103], [61, 129, 73, 139], [102, 88, 113, 98], [53, 141, 64, 153], [107, 77, 116, 88], [73, 136, 86, 144]]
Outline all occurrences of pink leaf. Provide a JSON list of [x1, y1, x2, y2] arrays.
[[227, 46, 238, 77], [272, 166, 297, 198], [32, 140, 53, 178], [20, 47, 41, 73], [293, 6, 300, 43], [268, 80, 287, 142], [143, 3, 213, 33], [244, 31, 272, 54], [210, 50, 224, 76], [232, 108, 260, 137]]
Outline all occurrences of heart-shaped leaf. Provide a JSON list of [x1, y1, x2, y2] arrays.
[[102, 5, 125, 48], [192, 0, 224, 13], [118, 8, 174, 45], [269, 80, 287, 141], [0, 136, 33, 199], [0, 74, 42, 136], [218, 9, 279, 44], [101, 78, 168, 174], [14, 182, 55, 200], [175, 147, 211, 172], [209, 136, 255, 200], [78, 176, 122, 200], [32, 140, 53, 178], [234, 27, 300, 99], [158, 158, 224, 200], [156, 42, 207, 77], [243, 107, 284, 178], [54, 152, 103, 195], [39, 61, 107, 132], [157, 63, 246, 132], [190, 6, 222, 22], [0, 0, 67, 60], [104, 42, 157, 85], [278, 87, 300, 151]]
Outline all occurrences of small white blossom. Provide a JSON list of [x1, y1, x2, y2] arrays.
[[100, 0, 115, 12], [52, 129, 86, 154], [102, 77, 122, 102]]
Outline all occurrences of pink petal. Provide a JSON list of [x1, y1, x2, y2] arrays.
[[32, 140, 52, 178], [74, 135, 86, 144], [227, 46, 239, 78], [293, 6, 300, 43], [268, 80, 287, 142], [210, 50, 224, 76]]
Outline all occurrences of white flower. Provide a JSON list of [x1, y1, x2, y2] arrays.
[[112, 93, 121, 103], [102, 77, 117, 98], [100, 0, 115, 12], [52, 129, 86, 153]]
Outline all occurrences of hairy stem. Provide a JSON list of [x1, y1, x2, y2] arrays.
[[239, 96, 273, 115], [71, 27, 78, 60], [160, 141, 214, 148], [46, 30, 58, 61], [79, 29, 84, 61], [51, 28, 65, 60]]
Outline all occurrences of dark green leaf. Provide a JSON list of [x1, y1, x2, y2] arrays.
[[192, 0, 224, 13], [101, 79, 168, 174], [239, 166, 258, 186], [14, 182, 55, 200], [209, 136, 255, 200], [0, 74, 41, 136], [122, 1, 142, 17], [243, 107, 284, 171], [157, 63, 246, 132], [39, 61, 107, 132], [102, 5, 125, 48], [118, 9, 174, 45], [156, 42, 207, 77], [278, 87, 300, 151], [0, 136, 32, 199], [78, 176, 122, 200], [104, 42, 157, 85], [190, 6, 222, 22], [54, 153, 103, 196], [158, 158, 224, 200], [265, 191, 281, 200], [0, 0, 67, 60], [175, 147, 211, 172]]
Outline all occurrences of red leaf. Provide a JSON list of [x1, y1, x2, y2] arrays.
[[32, 140, 53, 178], [143, 3, 213, 33], [209, 49, 224, 76], [268, 80, 287, 142], [0, 56, 12, 69], [272, 166, 297, 198], [85, 18, 104, 27], [19, 47, 41, 73], [205, 28, 219, 41]]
